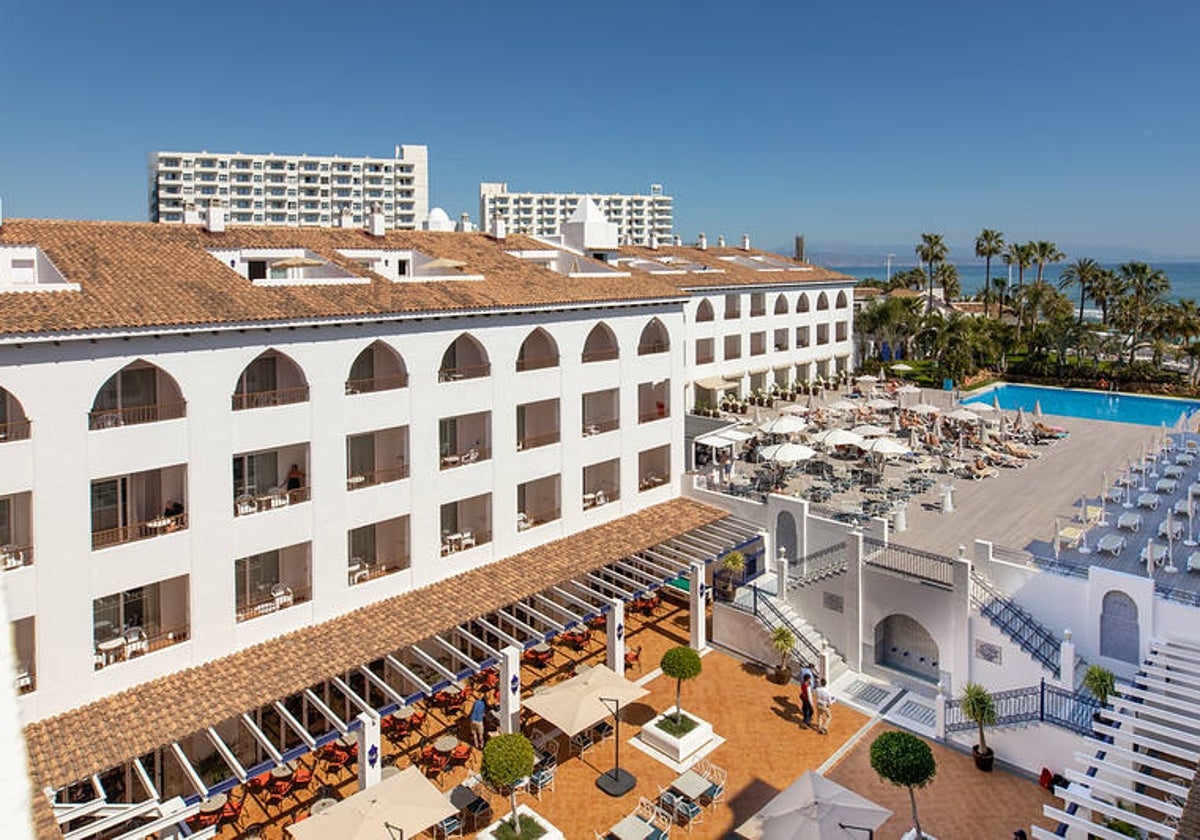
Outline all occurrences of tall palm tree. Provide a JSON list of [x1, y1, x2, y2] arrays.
[[1119, 261, 1170, 363], [974, 229, 1005, 318], [1058, 257, 1102, 324], [936, 263, 960, 302], [1003, 242, 1035, 340], [915, 233, 948, 315], [1088, 268, 1124, 326], [1032, 241, 1065, 286]]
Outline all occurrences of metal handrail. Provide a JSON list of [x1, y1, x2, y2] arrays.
[[517, 432, 560, 451], [791, 544, 849, 585], [438, 364, 491, 382], [346, 464, 409, 490], [750, 586, 823, 666], [945, 679, 1097, 737], [516, 355, 559, 372], [91, 515, 188, 550], [970, 573, 1062, 676], [581, 348, 619, 363], [231, 385, 310, 411], [235, 585, 312, 623], [863, 538, 955, 587], [345, 374, 408, 394], [88, 401, 187, 429]]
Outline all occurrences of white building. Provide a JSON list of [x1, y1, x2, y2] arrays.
[[148, 146, 429, 229], [479, 181, 672, 246]]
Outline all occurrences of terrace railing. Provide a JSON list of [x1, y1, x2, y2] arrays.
[[236, 585, 312, 623], [945, 679, 1098, 738], [581, 348, 618, 363], [862, 538, 956, 588], [346, 464, 409, 490], [438, 364, 490, 382], [231, 386, 310, 411], [0, 420, 32, 442], [88, 401, 187, 429], [517, 431, 560, 451], [92, 514, 189, 550], [345, 373, 408, 395], [789, 543, 849, 587]]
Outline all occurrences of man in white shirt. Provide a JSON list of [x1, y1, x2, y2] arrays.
[[814, 677, 835, 735]]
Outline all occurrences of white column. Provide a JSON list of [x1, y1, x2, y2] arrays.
[[775, 545, 788, 598], [0, 575, 35, 840], [356, 712, 382, 790], [934, 681, 946, 740], [498, 644, 522, 734], [606, 598, 626, 672], [689, 561, 707, 651], [1059, 629, 1077, 690], [845, 529, 864, 671]]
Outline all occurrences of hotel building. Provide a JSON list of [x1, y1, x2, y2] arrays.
[[479, 182, 673, 246], [148, 147, 429, 230], [0, 199, 853, 836]]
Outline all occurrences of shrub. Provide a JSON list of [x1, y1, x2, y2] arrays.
[[870, 731, 936, 838], [960, 682, 997, 755]]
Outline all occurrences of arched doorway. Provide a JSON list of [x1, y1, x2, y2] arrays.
[[1100, 591, 1140, 664], [776, 511, 797, 566], [875, 614, 940, 682]]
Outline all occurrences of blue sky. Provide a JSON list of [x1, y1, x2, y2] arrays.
[[3, 0, 1198, 259]]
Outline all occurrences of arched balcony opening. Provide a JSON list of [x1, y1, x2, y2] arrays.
[[816, 292, 830, 311], [774, 294, 789, 315], [232, 350, 309, 411], [581, 323, 619, 363], [796, 294, 811, 313], [695, 299, 715, 323], [90, 360, 185, 429], [835, 290, 849, 309], [637, 318, 671, 356], [516, 328, 560, 372], [0, 387, 31, 442], [346, 341, 408, 395], [438, 334, 490, 382]]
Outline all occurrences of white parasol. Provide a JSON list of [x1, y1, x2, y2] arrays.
[[945, 408, 982, 423], [826, 399, 858, 413], [758, 442, 817, 465], [863, 437, 911, 457], [757, 771, 892, 840], [814, 428, 865, 449], [891, 363, 914, 373], [850, 423, 890, 438], [287, 766, 456, 840], [909, 402, 940, 416], [865, 397, 898, 411], [759, 415, 807, 435]]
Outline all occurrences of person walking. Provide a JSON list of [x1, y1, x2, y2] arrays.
[[469, 696, 487, 748], [814, 676, 834, 735], [799, 672, 815, 729]]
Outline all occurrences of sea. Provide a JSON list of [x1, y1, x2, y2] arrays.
[[835, 262, 1200, 304]]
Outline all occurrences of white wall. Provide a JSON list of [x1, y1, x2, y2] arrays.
[[948, 722, 1089, 778]]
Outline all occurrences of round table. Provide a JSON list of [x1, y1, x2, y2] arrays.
[[337, 735, 356, 749], [271, 765, 293, 778], [394, 706, 415, 719], [435, 735, 459, 753], [311, 798, 338, 816], [198, 792, 227, 813], [532, 642, 551, 654]]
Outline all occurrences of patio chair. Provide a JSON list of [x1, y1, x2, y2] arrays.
[[659, 788, 703, 832], [460, 530, 476, 549], [624, 644, 643, 672], [433, 814, 463, 838], [571, 730, 594, 757], [291, 764, 314, 792], [449, 743, 472, 766], [1188, 552, 1200, 573], [425, 752, 450, 780], [220, 789, 245, 825], [531, 765, 556, 799], [265, 779, 293, 811], [122, 627, 148, 658], [593, 719, 614, 741]]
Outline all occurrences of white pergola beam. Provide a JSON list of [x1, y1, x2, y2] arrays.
[[170, 742, 208, 796], [531, 593, 584, 625], [452, 626, 501, 662], [1118, 683, 1200, 716], [111, 802, 203, 840], [1054, 791, 1176, 838], [303, 689, 349, 734], [495, 607, 543, 640], [1091, 721, 1199, 763], [63, 799, 163, 840], [385, 655, 431, 695], [1063, 768, 1183, 818], [1138, 666, 1200, 698], [358, 665, 409, 709], [408, 645, 459, 684], [1041, 807, 1156, 840], [1111, 697, 1200, 734], [472, 616, 525, 649], [585, 572, 635, 599], [511, 600, 565, 633], [1081, 755, 1192, 798], [240, 713, 285, 765], [431, 635, 482, 672], [273, 700, 317, 749], [331, 676, 378, 719], [132, 758, 158, 801], [53, 799, 106, 826], [1077, 744, 1194, 778], [552, 584, 602, 612], [205, 727, 248, 782]]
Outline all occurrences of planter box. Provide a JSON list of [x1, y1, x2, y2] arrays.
[[639, 710, 716, 763], [477, 804, 564, 840]]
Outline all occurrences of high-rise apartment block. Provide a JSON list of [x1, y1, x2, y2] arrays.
[[479, 182, 672, 246], [148, 146, 429, 229]]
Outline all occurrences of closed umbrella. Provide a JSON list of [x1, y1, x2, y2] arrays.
[[759, 416, 807, 435], [993, 394, 1002, 412], [758, 771, 892, 840], [1034, 400, 1043, 418], [759, 442, 817, 465]]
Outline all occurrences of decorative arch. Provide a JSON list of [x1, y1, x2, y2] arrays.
[[796, 294, 811, 314], [581, 322, 619, 363], [232, 350, 309, 410], [695, 298, 715, 323], [0, 386, 30, 441], [816, 292, 830, 310], [774, 294, 789, 315], [1100, 591, 1140, 664], [346, 341, 408, 394], [835, 290, 849, 309], [90, 360, 185, 429], [516, 328, 560, 372], [637, 318, 671, 356], [775, 511, 797, 565], [439, 333, 490, 382], [875, 614, 939, 682]]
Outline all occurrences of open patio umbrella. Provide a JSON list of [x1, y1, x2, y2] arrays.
[[865, 397, 898, 411], [966, 402, 995, 414], [897, 384, 921, 394], [757, 770, 892, 840], [814, 428, 865, 449], [891, 363, 914, 373], [909, 402, 940, 416], [759, 415, 807, 435], [759, 442, 817, 465], [523, 664, 647, 737], [855, 374, 879, 384], [780, 404, 808, 416], [287, 766, 456, 840], [945, 408, 981, 423], [850, 423, 890, 438], [863, 437, 911, 457], [826, 399, 858, 413]]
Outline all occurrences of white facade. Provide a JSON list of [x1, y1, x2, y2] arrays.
[[149, 146, 429, 229], [479, 182, 672, 246]]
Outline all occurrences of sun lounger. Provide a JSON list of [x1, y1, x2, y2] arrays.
[[1002, 441, 1039, 459], [1155, 478, 1179, 494], [1138, 493, 1162, 510], [1096, 534, 1126, 556], [1117, 512, 1142, 532], [1140, 542, 1168, 567], [1105, 487, 1124, 503], [1082, 504, 1104, 524], [1174, 499, 1193, 516], [1159, 519, 1185, 540], [1163, 464, 1185, 479], [1056, 525, 1086, 550], [1189, 552, 1200, 573]]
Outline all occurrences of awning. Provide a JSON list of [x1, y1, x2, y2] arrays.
[[748, 367, 769, 376], [287, 766, 455, 840], [695, 428, 752, 448], [694, 377, 739, 391]]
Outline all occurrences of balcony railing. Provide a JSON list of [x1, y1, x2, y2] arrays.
[[233, 487, 310, 517], [346, 464, 409, 490], [517, 508, 560, 531], [582, 348, 619, 363], [92, 514, 188, 550], [638, 473, 668, 491], [637, 342, 670, 356], [638, 409, 670, 424], [345, 374, 408, 395], [235, 584, 312, 623], [583, 488, 617, 509], [231, 386, 310, 411], [582, 418, 619, 436], [696, 353, 715, 365], [15, 666, 34, 695], [517, 432, 560, 451], [441, 530, 491, 556], [438, 364, 490, 382], [348, 557, 410, 585], [88, 402, 187, 430], [516, 356, 559, 372], [93, 625, 189, 670], [439, 447, 490, 470], [1, 544, 32, 571], [0, 421, 31, 442]]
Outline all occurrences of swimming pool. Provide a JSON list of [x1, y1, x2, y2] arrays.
[[961, 383, 1200, 427]]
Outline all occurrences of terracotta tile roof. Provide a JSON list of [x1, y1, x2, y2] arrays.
[[617, 245, 853, 288], [0, 221, 692, 337], [23, 497, 729, 790], [30, 780, 60, 840]]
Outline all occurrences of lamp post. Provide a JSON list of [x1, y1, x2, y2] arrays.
[[595, 696, 636, 796], [385, 823, 404, 840]]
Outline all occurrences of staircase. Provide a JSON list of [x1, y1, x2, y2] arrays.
[[970, 571, 1085, 683], [749, 586, 849, 684], [785, 543, 849, 591]]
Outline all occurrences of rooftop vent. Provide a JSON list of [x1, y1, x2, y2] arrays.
[[673, 234, 682, 247], [339, 207, 355, 229], [697, 232, 708, 251], [205, 201, 226, 234], [717, 234, 725, 248], [183, 202, 202, 226], [367, 203, 386, 237], [648, 232, 658, 250], [489, 213, 507, 241], [742, 234, 751, 251]]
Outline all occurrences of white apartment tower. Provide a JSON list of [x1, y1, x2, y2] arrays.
[[149, 146, 430, 229], [479, 182, 672, 246]]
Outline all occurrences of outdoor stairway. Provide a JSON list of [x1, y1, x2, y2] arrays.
[[970, 571, 1085, 683], [786, 543, 849, 591], [752, 587, 848, 684]]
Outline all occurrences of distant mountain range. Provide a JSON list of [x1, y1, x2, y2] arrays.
[[770, 241, 1200, 267]]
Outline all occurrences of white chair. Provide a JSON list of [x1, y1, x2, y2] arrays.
[[271, 583, 294, 608], [123, 627, 148, 658], [517, 513, 531, 531], [460, 531, 476, 549], [595, 490, 607, 506]]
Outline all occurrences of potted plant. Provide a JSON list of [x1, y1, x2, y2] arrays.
[[640, 645, 715, 762], [718, 550, 746, 600], [769, 626, 796, 684], [870, 730, 937, 839], [480, 733, 541, 839], [1083, 664, 1115, 723], [960, 682, 997, 772]]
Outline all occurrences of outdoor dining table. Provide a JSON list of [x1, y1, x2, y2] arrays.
[[198, 793, 228, 814], [671, 769, 712, 801], [532, 642, 551, 654], [435, 735, 460, 753], [271, 765, 294, 778], [609, 813, 655, 840], [310, 798, 338, 816], [394, 706, 415, 719]]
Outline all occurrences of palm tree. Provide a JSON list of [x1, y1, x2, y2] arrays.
[[1032, 241, 1065, 286], [1120, 262, 1171, 362], [1089, 268, 1124, 326], [1058, 257, 1102, 324], [915, 233, 948, 315], [974, 229, 1005, 318], [936, 263, 960, 302], [1002, 242, 1035, 339]]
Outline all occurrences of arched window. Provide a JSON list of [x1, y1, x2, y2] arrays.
[[1100, 591, 1140, 664], [516, 328, 560, 372], [835, 290, 849, 309], [816, 292, 830, 310], [0, 387, 30, 442], [346, 341, 408, 395], [439, 334, 490, 382], [776, 511, 797, 564], [90, 360, 185, 429], [581, 323, 619, 363], [695, 299, 715, 322], [232, 350, 309, 410], [796, 294, 811, 313], [774, 294, 789, 315], [637, 318, 671, 356]]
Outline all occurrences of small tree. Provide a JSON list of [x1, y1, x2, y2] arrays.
[[960, 682, 997, 758], [719, 550, 746, 597], [870, 730, 936, 839], [770, 626, 796, 677], [660, 645, 702, 725], [480, 733, 536, 832], [1083, 664, 1116, 708]]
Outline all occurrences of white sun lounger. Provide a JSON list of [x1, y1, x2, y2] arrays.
[[1096, 534, 1126, 556]]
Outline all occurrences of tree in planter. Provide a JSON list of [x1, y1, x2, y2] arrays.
[[480, 733, 537, 835], [960, 682, 997, 771], [1083, 664, 1115, 712], [770, 626, 796, 683], [660, 646, 702, 726], [869, 730, 936, 839], [719, 550, 746, 597]]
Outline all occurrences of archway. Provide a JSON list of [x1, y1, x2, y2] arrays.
[[835, 290, 849, 309], [91, 360, 186, 428], [439, 333, 490, 381], [816, 292, 830, 311], [695, 299, 715, 322], [346, 341, 407, 394], [796, 294, 810, 313], [581, 322, 619, 363], [774, 294, 789, 315], [516, 328, 559, 372], [232, 350, 308, 410], [875, 614, 939, 682], [776, 511, 797, 566], [0, 387, 30, 441], [1100, 590, 1139, 664], [637, 318, 670, 355]]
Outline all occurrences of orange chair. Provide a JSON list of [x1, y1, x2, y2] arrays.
[[624, 644, 643, 672], [220, 790, 245, 824], [292, 765, 314, 791], [425, 752, 449, 779], [449, 743, 472, 765]]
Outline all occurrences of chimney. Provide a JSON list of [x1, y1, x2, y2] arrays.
[[673, 234, 682, 246], [339, 206, 355, 229], [648, 232, 658, 250], [457, 212, 472, 232], [183, 201, 201, 226], [741, 233, 751, 251], [794, 234, 806, 262], [697, 232, 707, 251], [205, 200, 226, 233], [0, 197, 4, 230], [717, 234, 725, 248], [367, 203, 386, 237], [489, 212, 507, 241]]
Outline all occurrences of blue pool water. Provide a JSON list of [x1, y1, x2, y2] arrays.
[[962, 384, 1200, 428]]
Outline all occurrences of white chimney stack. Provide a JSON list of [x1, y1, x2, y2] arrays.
[[368, 203, 386, 237], [648, 232, 658, 250], [717, 235, 726, 248], [697, 232, 708, 251], [673, 234, 682, 246], [741, 233, 751, 251], [183, 202, 201, 226], [339, 207, 355, 229], [489, 212, 507, 240], [205, 200, 226, 233]]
